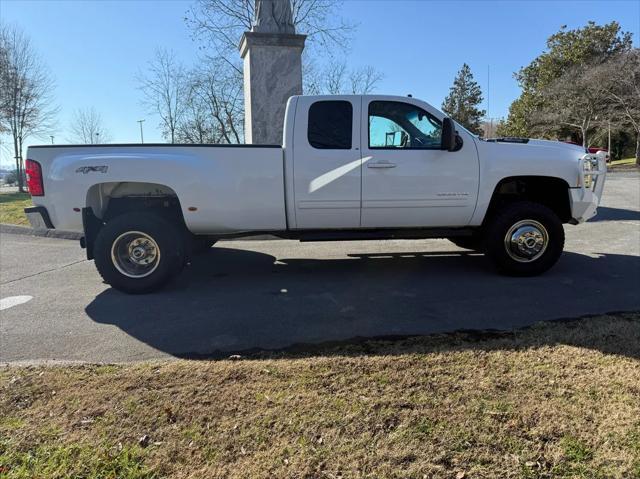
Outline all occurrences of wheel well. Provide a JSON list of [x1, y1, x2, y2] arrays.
[[485, 176, 572, 224], [82, 182, 186, 259], [86, 182, 182, 219]]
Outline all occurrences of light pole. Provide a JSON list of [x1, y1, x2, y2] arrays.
[[137, 119, 145, 144], [95, 132, 100, 144], [50, 135, 54, 145]]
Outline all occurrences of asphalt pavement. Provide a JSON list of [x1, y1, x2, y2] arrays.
[[1, 171, 639, 363]]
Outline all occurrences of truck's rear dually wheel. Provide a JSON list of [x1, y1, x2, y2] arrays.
[[111, 231, 161, 278], [484, 201, 564, 276], [94, 213, 185, 294]]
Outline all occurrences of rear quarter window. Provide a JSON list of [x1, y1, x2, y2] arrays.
[[307, 101, 353, 149]]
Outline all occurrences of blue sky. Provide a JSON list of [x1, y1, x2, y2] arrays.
[[1, 0, 638, 167]]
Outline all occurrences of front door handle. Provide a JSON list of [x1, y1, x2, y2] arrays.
[[367, 162, 396, 169]]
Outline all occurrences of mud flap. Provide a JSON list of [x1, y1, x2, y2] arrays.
[[81, 207, 103, 260]]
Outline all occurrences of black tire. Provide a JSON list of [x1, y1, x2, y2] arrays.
[[94, 212, 186, 294], [448, 235, 483, 251], [484, 201, 564, 276]]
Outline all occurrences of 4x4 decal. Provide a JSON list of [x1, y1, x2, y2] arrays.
[[75, 166, 108, 174]]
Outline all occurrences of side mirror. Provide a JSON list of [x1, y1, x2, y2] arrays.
[[441, 117, 457, 152]]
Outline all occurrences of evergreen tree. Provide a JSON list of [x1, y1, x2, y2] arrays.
[[442, 64, 486, 135]]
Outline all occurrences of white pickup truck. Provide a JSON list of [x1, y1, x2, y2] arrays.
[[25, 94, 606, 293]]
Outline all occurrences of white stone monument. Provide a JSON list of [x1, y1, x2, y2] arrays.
[[239, 0, 306, 144]]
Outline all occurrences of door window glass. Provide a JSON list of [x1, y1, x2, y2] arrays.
[[308, 101, 353, 149], [369, 101, 442, 149]]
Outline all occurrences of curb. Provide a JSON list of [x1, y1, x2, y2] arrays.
[[0, 223, 82, 240], [607, 165, 639, 172]]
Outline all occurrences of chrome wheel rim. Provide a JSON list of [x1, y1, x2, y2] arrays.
[[111, 231, 161, 278], [504, 220, 548, 263]]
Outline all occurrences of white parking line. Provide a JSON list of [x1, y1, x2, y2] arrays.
[[0, 295, 33, 311]]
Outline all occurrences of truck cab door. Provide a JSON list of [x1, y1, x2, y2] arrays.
[[291, 96, 362, 229], [360, 98, 479, 228]]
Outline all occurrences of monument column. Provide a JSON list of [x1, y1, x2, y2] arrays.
[[239, 0, 306, 144]]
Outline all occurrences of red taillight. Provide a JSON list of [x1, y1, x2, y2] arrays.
[[25, 159, 44, 196]]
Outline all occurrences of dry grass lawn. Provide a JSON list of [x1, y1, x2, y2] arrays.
[[0, 192, 31, 226], [1, 312, 639, 479]]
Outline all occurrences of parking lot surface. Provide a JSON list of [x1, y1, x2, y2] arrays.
[[1, 172, 638, 363]]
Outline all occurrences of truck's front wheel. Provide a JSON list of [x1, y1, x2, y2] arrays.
[[94, 213, 185, 294], [484, 201, 564, 276]]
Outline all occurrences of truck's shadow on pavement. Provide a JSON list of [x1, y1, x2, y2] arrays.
[[86, 247, 640, 359], [590, 206, 640, 222]]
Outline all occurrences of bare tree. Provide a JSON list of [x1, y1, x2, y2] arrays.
[[137, 48, 187, 143], [193, 61, 244, 143], [186, 0, 355, 69], [0, 38, 10, 137], [302, 56, 323, 95], [531, 63, 609, 148], [176, 60, 244, 144], [348, 65, 383, 94], [307, 61, 383, 95], [589, 50, 640, 164], [324, 62, 347, 94], [176, 77, 213, 144], [68, 107, 112, 144], [0, 24, 57, 192]]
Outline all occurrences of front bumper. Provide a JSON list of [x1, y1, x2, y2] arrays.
[[569, 153, 607, 223], [24, 206, 54, 229]]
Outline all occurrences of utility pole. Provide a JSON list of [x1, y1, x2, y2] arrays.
[[485, 65, 491, 139], [137, 119, 145, 144], [608, 119, 611, 153], [487, 64, 490, 121]]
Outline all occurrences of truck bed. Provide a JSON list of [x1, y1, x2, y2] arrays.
[[26, 144, 287, 234]]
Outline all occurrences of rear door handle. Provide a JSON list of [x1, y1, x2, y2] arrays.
[[367, 162, 396, 169]]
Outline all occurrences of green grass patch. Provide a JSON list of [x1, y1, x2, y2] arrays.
[[610, 157, 637, 166], [561, 436, 594, 462], [0, 192, 31, 225], [409, 418, 437, 438], [0, 440, 154, 479], [0, 417, 24, 431]]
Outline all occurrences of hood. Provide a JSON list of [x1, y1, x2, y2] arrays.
[[526, 139, 587, 153], [486, 137, 586, 154]]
